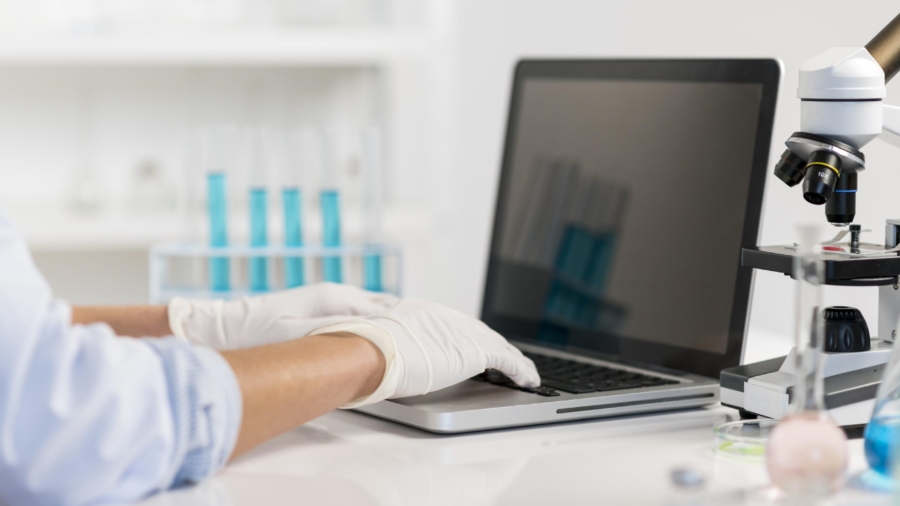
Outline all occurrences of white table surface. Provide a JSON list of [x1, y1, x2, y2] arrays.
[[138, 404, 892, 506]]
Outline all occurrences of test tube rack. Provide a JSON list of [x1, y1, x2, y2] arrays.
[[149, 242, 402, 303]]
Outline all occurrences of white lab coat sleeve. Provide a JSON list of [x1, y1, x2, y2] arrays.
[[0, 215, 242, 506]]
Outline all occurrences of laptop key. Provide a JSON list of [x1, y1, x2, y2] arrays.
[[477, 369, 562, 396], [541, 379, 596, 394], [519, 386, 561, 397]]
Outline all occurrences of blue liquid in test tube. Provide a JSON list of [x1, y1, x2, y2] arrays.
[[249, 187, 269, 291], [320, 189, 342, 283], [361, 128, 385, 292], [207, 172, 230, 291], [283, 187, 304, 287], [364, 254, 383, 292]]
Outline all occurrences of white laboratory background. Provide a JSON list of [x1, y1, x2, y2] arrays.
[[2, 0, 899, 357]]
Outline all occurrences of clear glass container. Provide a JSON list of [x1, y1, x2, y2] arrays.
[[865, 323, 900, 477], [149, 242, 402, 303], [765, 224, 848, 495], [714, 419, 777, 460]]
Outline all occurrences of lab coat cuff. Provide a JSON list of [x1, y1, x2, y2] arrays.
[[142, 337, 243, 485], [193, 346, 244, 467], [307, 320, 399, 409]]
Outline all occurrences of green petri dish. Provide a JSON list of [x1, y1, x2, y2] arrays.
[[714, 419, 778, 460]]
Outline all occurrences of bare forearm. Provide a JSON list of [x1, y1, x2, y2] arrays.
[[71, 306, 172, 337], [221, 333, 385, 459]]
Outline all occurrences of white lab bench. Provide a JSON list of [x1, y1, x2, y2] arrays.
[[138, 404, 889, 506]]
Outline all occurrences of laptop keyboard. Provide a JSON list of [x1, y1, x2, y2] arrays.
[[470, 351, 679, 397]]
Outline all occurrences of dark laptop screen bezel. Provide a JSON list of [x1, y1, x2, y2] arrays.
[[480, 59, 780, 378]]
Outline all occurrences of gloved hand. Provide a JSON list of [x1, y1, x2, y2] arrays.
[[168, 282, 399, 350], [307, 298, 540, 407]]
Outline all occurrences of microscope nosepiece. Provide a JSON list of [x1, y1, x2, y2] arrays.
[[802, 150, 842, 205]]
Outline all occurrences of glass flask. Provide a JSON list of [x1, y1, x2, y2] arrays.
[[865, 317, 900, 477], [766, 224, 848, 495]]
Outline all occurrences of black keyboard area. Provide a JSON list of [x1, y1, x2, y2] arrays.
[[470, 351, 679, 397]]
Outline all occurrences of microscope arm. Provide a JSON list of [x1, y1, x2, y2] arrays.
[[868, 13, 900, 83], [872, 14, 900, 148]]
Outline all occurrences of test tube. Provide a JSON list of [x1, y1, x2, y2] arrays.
[[318, 129, 342, 283], [203, 126, 233, 292], [283, 129, 305, 288], [362, 127, 384, 292], [208, 172, 229, 291], [320, 189, 343, 283], [247, 128, 269, 292]]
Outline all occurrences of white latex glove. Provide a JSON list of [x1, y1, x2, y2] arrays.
[[307, 298, 540, 407], [168, 282, 399, 350]]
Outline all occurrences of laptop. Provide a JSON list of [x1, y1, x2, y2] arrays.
[[357, 58, 780, 433]]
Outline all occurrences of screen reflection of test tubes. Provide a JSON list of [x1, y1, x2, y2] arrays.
[[318, 129, 342, 283], [204, 126, 233, 292], [247, 128, 269, 292], [362, 127, 384, 292], [283, 129, 305, 288]]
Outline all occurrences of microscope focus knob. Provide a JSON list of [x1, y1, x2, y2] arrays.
[[822, 306, 871, 353]]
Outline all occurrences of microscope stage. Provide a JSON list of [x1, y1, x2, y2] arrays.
[[742, 245, 900, 285]]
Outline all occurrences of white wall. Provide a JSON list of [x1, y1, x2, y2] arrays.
[[22, 1, 900, 355], [432, 0, 900, 348]]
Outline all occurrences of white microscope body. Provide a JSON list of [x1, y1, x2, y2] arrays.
[[798, 46, 900, 164], [721, 14, 900, 425]]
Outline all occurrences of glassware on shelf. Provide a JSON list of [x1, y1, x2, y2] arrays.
[[67, 160, 106, 216], [283, 129, 306, 288], [179, 128, 205, 243], [129, 158, 177, 215], [246, 128, 270, 292], [320, 187, 343, 282], [207, 171, 230, 291], [201, 125, 239, 292], [148, 242, 402, 304], [765, 224, 848, 496], [314, 128, 343, 283], [181, 123, 395, 297], [67, 88, 107, 215], [361, 127, 385, 292]]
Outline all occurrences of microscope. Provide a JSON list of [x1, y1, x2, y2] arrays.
[[720, 13, 900, 426]]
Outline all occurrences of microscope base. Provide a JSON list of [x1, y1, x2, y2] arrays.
[[720, 342, 891, 426]]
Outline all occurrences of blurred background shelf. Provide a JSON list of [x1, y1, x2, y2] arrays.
[[0, 0, 453, 307], [4, 0, 878, 353], [5, 202, 433, 252], [0, 30, 434, 67]]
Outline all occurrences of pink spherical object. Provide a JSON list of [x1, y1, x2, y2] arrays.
[[766, 412, 848, 494]]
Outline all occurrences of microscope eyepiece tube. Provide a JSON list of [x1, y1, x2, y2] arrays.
[[867, 12, 900, 83], [825, 171, 857, 226], [802, 150, 842, 205]]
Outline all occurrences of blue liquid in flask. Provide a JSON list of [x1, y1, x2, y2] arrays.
[[249, 187, 268, 291], [320, 189, 342, 283], [207, 172, 230, 292], [865, 416, 900, 476], [283, 188, 304, 288]]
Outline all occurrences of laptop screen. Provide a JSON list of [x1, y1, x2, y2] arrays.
[[481, 60, 778, 377]]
